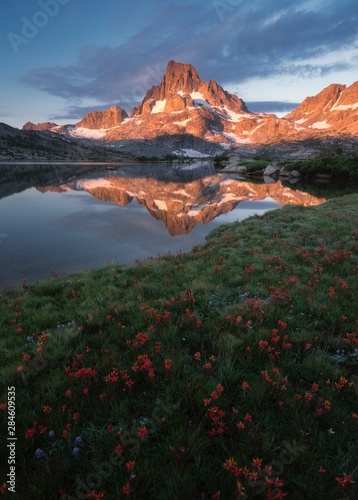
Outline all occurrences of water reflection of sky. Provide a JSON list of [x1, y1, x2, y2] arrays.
[[0, 164, 315, 289]]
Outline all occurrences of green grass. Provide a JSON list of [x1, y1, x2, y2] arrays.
[[240, 159, 271, 171], [1, 195, 358, 499], [279, 156, 358, 180]]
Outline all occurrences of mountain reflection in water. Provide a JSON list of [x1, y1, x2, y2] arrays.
[[0, 162, 327, 289], [35, 162, 325, 236]]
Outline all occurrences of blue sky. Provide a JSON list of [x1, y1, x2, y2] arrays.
[[1, 0, 357, 128]]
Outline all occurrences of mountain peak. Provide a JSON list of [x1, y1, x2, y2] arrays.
[[139, 61, 202, 107], [163, 60, 202, 94], [23, 121, 58, 131], [285, 83, 346, 120], [76, 104, 128, 129], [135, 61, 248, 116]]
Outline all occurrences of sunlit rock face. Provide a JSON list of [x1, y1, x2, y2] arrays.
[[22, 121, 58, 131], [284, 81, 358, 135], [76, 105, 128, 129], [21, 61, 358, 150], [38, 164, 326, 236]]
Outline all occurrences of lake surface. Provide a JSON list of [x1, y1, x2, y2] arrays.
[[0, 161, 350, 290]]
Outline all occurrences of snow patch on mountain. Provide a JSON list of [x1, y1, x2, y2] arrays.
[[69, 128, 107, 139], [173, 118, 192, 126], [223, 133, 251, 144], [222, 107, 251, 122], [190, 92, 213, 109], [310, 120, 331, 129], [151, 100, 167, 113], [295, 118, 308, 124], [331, 102, 358, 111]]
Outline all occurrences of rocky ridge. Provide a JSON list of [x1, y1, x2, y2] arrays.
[[284, 82, 358, 135], [23, 121, 58, 131], [13, 60, 358, 160], [56, 61, 358, 151], [0, 122, 126, 162], [76, 105, 128, 129]]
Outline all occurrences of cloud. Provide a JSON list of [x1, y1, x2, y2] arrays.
[[51, 103, 123, 121], [20, 0, 358, 109], [246, 101, 300, 113]]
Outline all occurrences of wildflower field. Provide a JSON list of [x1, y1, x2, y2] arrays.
[[1, 194, 358, 499]]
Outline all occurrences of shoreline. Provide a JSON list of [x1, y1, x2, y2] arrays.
[[0, 194, 357, 498]]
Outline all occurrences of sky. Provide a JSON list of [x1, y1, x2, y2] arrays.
[[0, 0, 357, 129]]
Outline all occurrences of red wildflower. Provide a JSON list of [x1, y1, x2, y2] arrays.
[[251, 458, 262, 469], [125, 461, 136, 472], [223, 458, 238, 471], [342, 474, 355, 485], [335, 477, 347, 488], [137, 427, 148, 439], [25, 428, 36, 439], [122, 483, 131, 498], [88, 490, 106, 500]]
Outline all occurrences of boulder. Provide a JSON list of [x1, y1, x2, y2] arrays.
[[263, 164, 280, 176], [222, 165, 247, 173], [263, 175, 277, 184], [290, 170, 302, 177]]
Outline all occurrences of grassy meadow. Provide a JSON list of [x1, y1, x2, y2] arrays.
[[1, 194, 358, 499]]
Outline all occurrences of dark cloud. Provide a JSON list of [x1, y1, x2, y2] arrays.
[[51, 103, 123, 121], [246, 101, 300, 113], [20, 0, 358, 108]]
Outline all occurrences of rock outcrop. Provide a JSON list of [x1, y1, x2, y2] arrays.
[[23, 121, 58, 131], [76, 105, 128, 129], [284, 81, 358, 135]]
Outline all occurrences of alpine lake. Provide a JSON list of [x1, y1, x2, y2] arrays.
[[0, 161, 357, 290]]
